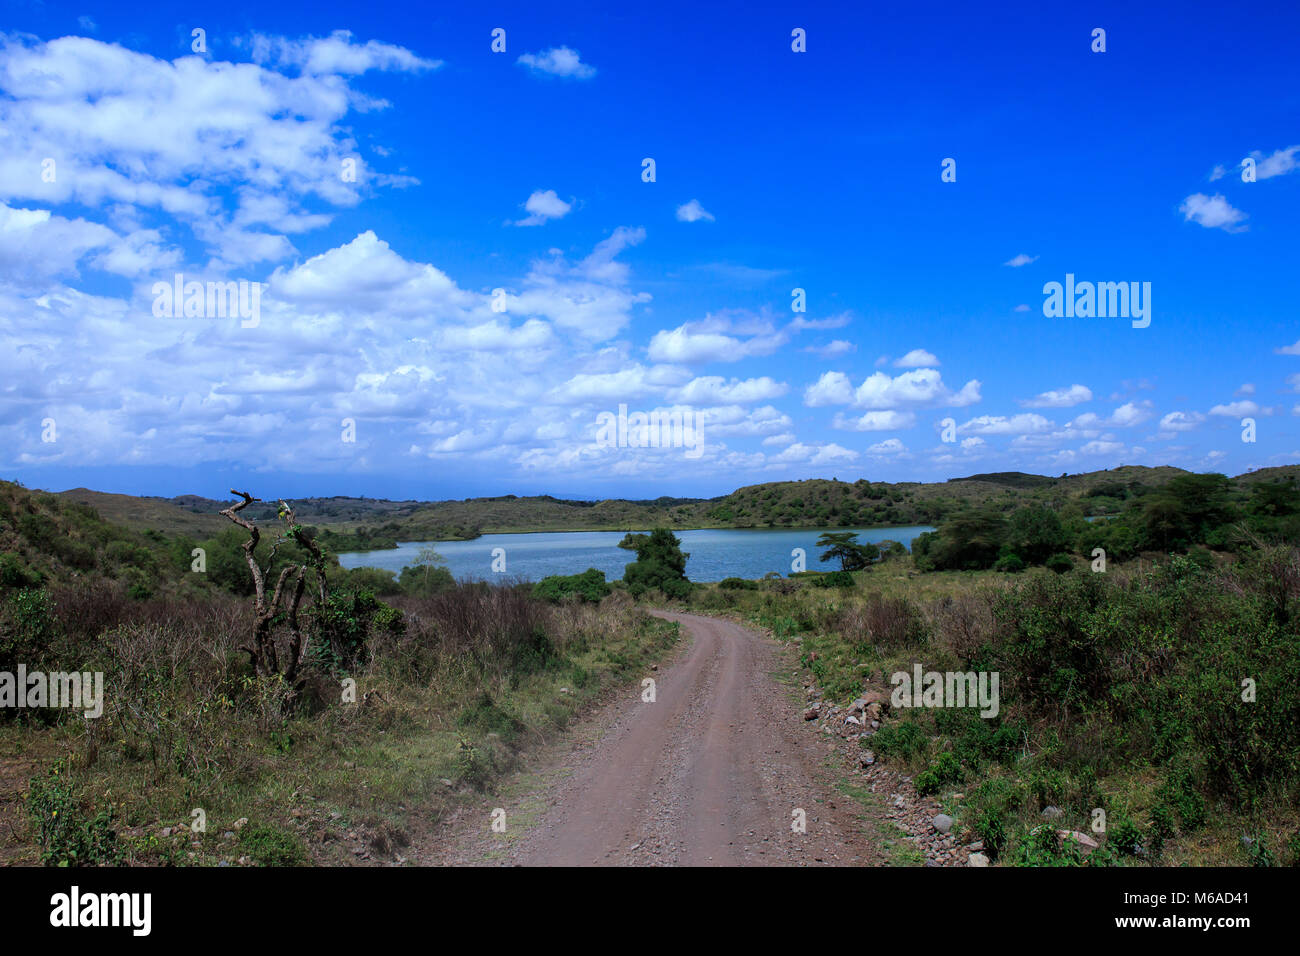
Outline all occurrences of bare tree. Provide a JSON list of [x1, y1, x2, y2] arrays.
[[220, 490, 328, 684]]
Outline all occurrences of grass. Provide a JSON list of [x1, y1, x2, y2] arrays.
[[672, 551, 1300, 867], [1, 582, 680, 866]]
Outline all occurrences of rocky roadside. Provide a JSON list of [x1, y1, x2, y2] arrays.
[[798, 681, 990, 868]]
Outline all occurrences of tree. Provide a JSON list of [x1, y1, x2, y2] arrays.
[[220, 490, 328, 684], [620, 529, 691, 598], [1004, 506, 1069, 565], [399, 545, 453, 596], [815, 532, 878, 571]]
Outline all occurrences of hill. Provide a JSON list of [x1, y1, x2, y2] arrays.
[[37, 464, 1293, 547]]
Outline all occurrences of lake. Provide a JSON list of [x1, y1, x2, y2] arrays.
[[337, 526, 935, 583]]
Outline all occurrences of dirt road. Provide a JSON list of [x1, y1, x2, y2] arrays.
[[428, 610, 883, 866]]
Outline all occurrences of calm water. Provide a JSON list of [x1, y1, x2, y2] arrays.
[[337, 526, 935, 583]]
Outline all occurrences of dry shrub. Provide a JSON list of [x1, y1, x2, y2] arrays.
[[930, 589, 998, 664]]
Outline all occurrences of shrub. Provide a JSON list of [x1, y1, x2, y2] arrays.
[[1044, 553, 1074, 573], [812, 570, 855, 588], [238, 822, 307, 866], [533, 568, 611, 604], [718, 577, 757, 590], [915, 751, 963, 795], [26, 763, 121, 867]]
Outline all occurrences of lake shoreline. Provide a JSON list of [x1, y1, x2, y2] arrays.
[[338, 525, 937, 584]]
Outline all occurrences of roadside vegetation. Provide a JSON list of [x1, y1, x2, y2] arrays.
[[0, 480, 677, 865], [614, 474, 1300, 867]]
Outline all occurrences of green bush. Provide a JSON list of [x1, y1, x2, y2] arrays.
[[915, 751, 963, 795], [812, 570, 855, 588], [26, 763, 121, 867], [718, 577, 757, 590], [238, 822, 308, 866], [532, 568, 611, 604]]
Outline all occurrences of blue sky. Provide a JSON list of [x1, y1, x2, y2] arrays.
[[1, 0, 1297, 501]]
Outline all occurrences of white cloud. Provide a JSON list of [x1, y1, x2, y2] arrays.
[[647, 313, 785, 364], [1209, 400, 1259, 417], [852, 368, 981, 409], [833, 410, 917, 431], [1179, 193, 1248, 232], [0, 34, 430, 268], [1020, 384, 1092, 408], [866, 438, 906, 455], [516, 46, 596, 79], [513, 189, 573, 226], [804, 339, 855, 358], [668, 376, 787, 404], [1157, 411, 1205, 434], [1004, 253, 1038, 267], [773, 442, 858, 465], [676, 199, 715, 223], [960, 414, 1054, 436], [1249, 145, 1300, 180], [804, 371, 855, 407], [894, 348, 939, 368], [249, 30, 441, 75]]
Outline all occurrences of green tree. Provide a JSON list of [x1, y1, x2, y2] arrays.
[[815, 532, 879, 571], [620, 529, 691, 599], [1004, 505, 1069, 565], [399, 545, 454, 596]]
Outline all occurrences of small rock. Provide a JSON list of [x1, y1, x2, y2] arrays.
[[234, 818, 249, 830], [804, 707, 819, 721], [1057, 830, 1100, 854], [968, 852, 990, 867], [844, 714, 861, 726], [859, 750, 876, 767], [222, 831, 235, 840], [1041, 806, 1064, 820], [932, 814, 954, 834]]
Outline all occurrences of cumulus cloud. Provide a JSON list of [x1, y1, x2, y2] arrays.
[[1209, 400, 1259, 417], [894, 349, 939, 368], [675, 199, 715, 223], [647, 313, 785, 364], [804, 339, 855, 359], [1179, 193, 1248, 232], [1004, 253, 1038, 267], [516, 46, 596, 79], [805, 368, 980, 410], [832, 410, 917, 431], [960, 414, 1054, 436], [0, 33, 431, 269], [513, 189, 573, 226], [1020, 384, 1092, 408]]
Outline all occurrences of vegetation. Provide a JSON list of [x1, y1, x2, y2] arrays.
[[618, 529, 692, 599], [0, 480, 678, 865], [532, 568, 612, 604], [686, 544, 1300, 866], [816, 531, 880, 571], [914, 471, 1300, 573]]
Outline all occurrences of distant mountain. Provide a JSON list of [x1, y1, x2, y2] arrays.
[[38, 464, 1292, 544]]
